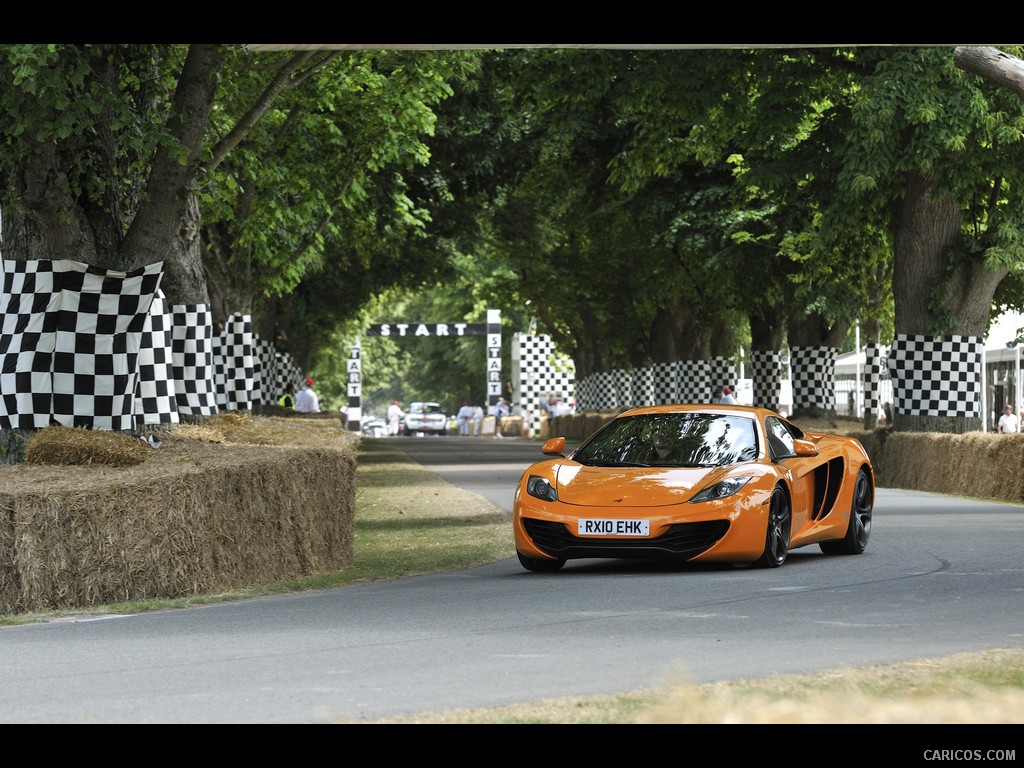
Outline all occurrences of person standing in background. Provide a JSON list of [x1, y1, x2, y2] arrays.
[[494, 397, 509, 438], [719, 386, 737, 405], [457, 402, 473, 435], [387, 400, 404, 437], [998, 403, 1019, 433], [473, 403, 484, 436], [294, 378, 320, 413]]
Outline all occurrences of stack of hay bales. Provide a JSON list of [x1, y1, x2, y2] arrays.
[[0, 414, 358, 615]]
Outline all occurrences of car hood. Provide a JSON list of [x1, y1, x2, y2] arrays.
[[552, 463, 722, 507]]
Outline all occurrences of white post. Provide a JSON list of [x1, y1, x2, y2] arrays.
[[982, 347, 988, 433], [855, 320, 862, 418], [1017, 344, 1021, 417]]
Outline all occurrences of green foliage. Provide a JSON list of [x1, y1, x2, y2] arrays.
[[0, 44, 190, 226], [5, 45, 1023, 424], [201, 49, 481, 325]]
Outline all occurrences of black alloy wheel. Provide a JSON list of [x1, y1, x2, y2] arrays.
[[755, 486, 791, 568], [820, 469, 872, 555]]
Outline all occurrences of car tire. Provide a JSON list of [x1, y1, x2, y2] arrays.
[[754, 486, 791, 568], [820, 468, 872, 555], [517, 551, 566, 573]]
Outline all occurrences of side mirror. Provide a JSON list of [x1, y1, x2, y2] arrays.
[[792, 438, 819, 457], [542, 436, 566, 456]]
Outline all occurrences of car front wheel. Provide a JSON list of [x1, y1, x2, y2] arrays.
[[517, 551, 566, 573], [755, 486, 791, 568]]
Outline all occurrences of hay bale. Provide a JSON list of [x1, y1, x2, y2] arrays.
[[24, 425, 154, 467], [0, 415, 359, 614]]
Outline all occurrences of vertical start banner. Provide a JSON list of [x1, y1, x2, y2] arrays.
[[487, 309, 502, 409], [347, 340, 361, 432]]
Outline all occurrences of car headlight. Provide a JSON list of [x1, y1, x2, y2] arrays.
[[689, 476, 752, 503], [526, 475, 558, 502]]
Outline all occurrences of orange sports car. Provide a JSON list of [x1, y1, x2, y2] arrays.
[[513, 404, 873, 572]]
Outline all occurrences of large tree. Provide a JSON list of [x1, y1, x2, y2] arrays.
[[572, 45, 1024, 432], [0, 45, 481, 430], [0, 45, 225, 301], [831, 47, 1024, 432]]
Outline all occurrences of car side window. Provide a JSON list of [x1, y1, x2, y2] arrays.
[[765, 416, 796, 460]]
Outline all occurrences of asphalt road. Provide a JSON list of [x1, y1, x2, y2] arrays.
[[0, 434, 1021, 723]]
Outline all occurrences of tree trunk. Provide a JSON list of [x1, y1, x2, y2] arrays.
[[787, 312, 848, 420], [158, 192, 210, 308], [890, 170, 1006, 433], [748, 305, 786, 411]]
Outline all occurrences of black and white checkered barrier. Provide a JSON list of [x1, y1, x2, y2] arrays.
[[749, 349, 783, 409], [253, 335, 275, 406], [1, 259, 312, 428], [1, 258, 164, 431], [652, 361, 677, 403], [790, 346, 838, 412], [579, 359, 726, 410], [215, 313, 254, 412], [864, 343, 884, 416], [886, 333, 981, 418], [708, 356, 737, 396], [134, 290, 178, 425], [272, 352, 304, 402], [577, 370, 614, 411], [613, 368, 632, 407], [511, 333, 575, 435], [171, 304, 219, 417], [678, 359, 714, 403]]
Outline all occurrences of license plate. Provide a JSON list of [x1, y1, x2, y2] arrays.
[[578, 519, 650, 536]]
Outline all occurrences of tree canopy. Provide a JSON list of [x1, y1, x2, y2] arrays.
[[2, 44, 1024, 431]]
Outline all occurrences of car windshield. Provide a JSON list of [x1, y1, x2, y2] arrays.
[[411, 403, 444, 414], [573, 413, 758, 468]]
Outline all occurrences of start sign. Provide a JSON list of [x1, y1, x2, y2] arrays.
[[351, 310, 502, 436], [366, 322, 487, 337]]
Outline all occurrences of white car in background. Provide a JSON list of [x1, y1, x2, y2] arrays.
[[404, 402, 448, 436], [361, 418, 388, 438]]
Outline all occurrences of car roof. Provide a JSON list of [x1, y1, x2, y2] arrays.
[[615, 403, 776, 419]]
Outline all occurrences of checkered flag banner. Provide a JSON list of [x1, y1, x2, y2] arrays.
[[134, 290, 179, 425], [511, 333, 576, 434], [253, 335, 276, 406], [217, 313, 255, 412], [790, 346, 838, 411], [171, 304, 219, 416], [750, 350, 783, 409], [864, 343, 885, 414], [1, 258, 164, 430], [886, 333, 981, 418], [679, 359, 713, 403], [273, 351, 303, 400]]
